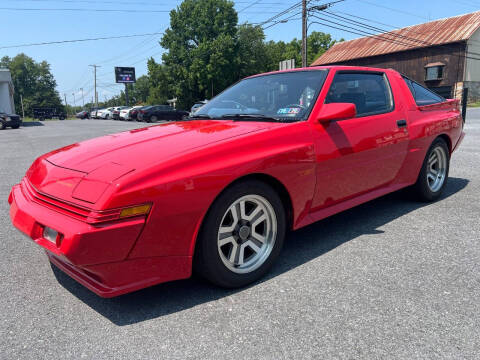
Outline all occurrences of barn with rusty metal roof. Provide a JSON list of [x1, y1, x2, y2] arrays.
[[312, 11, 480, 101]]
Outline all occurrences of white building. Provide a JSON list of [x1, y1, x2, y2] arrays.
[[0, 69, 15, 114]]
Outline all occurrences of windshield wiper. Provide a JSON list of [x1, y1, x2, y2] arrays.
[[184, 114, 213, 120], [220, 114, 281, 122]]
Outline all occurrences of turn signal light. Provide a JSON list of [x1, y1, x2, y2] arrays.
[[119, 204, 151, 218]]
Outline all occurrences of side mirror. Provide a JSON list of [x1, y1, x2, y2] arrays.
[[317, 103, 356, 123]]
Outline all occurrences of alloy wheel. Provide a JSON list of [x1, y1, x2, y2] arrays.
[[427, 145, 447, 192], [217, 194, 277, 274]]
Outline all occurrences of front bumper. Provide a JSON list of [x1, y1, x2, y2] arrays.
[[5, 116, 22, 126], [8, 182, 191, 297]]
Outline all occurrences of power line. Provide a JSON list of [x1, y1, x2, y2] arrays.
[[317, 13, 425, 47], [258, 0, 304, 27], [329, 9, 480, 46], [320, 10, 480, 57], [9, 0, 176, 5], [0, 32, 164, 49], [9, 0, 276, 4], [262, 10, 303, 30], [0, 7, 171, 13], [238, 0, 263, 13], [353, 0, 429, 20], [307, 19, 480, 61]]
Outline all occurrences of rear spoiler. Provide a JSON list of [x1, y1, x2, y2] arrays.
[[418, 99, 460, 112]]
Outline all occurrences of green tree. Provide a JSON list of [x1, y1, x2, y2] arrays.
[[146, 57, 172, 105], [307, 31, 341, 64], [236, 24, 268, 78], [130, 75, 150, 104], [263, 31, 341, 70], [160, 0, 238, 108], [0, 54, 63, 116]]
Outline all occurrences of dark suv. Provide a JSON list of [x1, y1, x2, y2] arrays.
[[0, 108, 22, 129], [137, 105, 188, 122]]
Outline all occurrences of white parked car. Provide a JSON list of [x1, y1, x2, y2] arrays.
[[119, 107, 133, 120], [190, 100, 208, 116], [98, 107, 114, 119], [112, 106, 130, 120], [90, 108, 103, 119], [122, 105, 143, 121]]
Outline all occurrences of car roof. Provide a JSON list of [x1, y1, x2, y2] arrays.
[[245, 65, 397, 80]]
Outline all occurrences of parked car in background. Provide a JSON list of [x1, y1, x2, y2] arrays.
[[112, 106, 129, 120], [8, 66, 465, 297], [137, 105, 189, 122], [75, 110, 89, 119], [125, 105, 144, 121], [119, 107, 133, 120], [33, 107, 66, 121], [190, 100, 208, 116], [90, 108, 102, 119], [0, 107, 22, 129], [135, 106, 152, 121], [98, 107, 114, 119]]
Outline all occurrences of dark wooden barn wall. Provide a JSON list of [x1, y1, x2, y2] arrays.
[[325, 42, 467, 90]]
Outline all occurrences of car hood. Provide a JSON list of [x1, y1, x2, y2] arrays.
[[28, 120, 272, 204], [45, 120, 272, 172]]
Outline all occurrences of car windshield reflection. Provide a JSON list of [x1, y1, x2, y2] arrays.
[[195, 70, 328, 122]]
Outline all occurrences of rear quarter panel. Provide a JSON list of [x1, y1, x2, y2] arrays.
[[387, 71, 463, 185]]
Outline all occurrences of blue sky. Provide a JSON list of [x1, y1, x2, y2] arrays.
[[2, 0, 479, 106]]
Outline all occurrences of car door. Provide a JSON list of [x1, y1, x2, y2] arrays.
[[158, 106, 170, 120], [310, 70, 410, 210], [153, 106, 163, 119]]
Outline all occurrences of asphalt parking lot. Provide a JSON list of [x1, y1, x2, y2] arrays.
[[0, 114, 479, 359]]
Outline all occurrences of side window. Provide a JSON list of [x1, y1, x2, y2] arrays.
[[402, 76, 445, 106], [325, 72, 394, 117]]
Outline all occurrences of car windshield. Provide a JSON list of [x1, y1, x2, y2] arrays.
[[195, 70, 328, 121]]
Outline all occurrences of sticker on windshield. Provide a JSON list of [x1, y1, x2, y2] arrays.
[[277, 107, 301, 115]]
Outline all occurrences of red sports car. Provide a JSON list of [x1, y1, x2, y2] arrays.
[[9, 66, 464, 297]]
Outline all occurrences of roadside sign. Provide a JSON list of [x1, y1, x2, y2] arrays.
[[115, 67, 136, 83]]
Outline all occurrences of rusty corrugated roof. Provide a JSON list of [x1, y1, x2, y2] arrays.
[[311, 11, 480, 65]]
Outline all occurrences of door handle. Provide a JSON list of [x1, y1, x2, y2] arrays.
[[397, 119, 407, 128]]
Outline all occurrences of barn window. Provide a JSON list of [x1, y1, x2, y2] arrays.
[[425, 62, 445, 81]]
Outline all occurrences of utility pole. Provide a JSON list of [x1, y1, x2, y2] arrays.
[[20, 94, 25, 119], [302, 0, 307, 67], [80, 88, 84, 107], [89, 64, 101, 109], [72, 93, 76, 108], [303, 1, 345, 67], [125, 83, 129, 106], [64, 93, 68, 115]]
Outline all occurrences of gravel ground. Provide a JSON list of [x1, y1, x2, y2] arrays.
[[0, 115, 478, 360]]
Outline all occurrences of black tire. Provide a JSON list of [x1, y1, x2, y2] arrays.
[[39, 116, 45, 121], [194, 180, 286, 288], [150, 115, 158, 122], [413, 137, 450, 202], [105, 114, 109, 120], [0, 120, 6, 130], [11, 124, 20, 129]]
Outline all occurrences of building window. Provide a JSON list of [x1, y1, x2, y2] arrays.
[[425, 62, 445, 81]]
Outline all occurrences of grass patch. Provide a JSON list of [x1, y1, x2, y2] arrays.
[[468, 101, 480, 108], [22, 117, 76, 122]]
